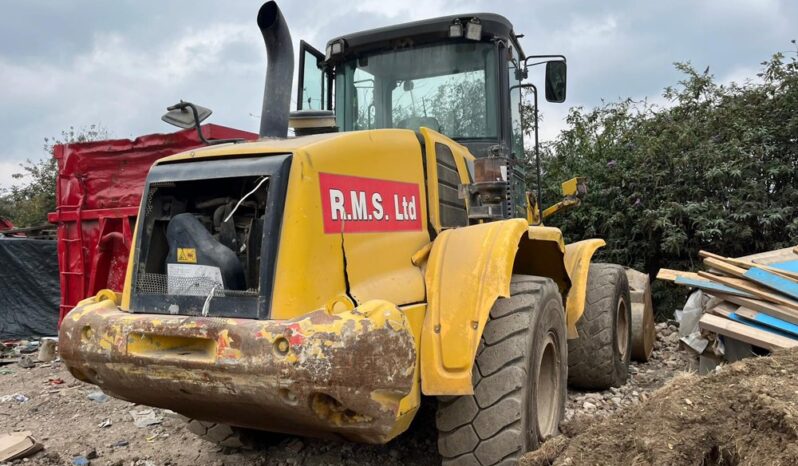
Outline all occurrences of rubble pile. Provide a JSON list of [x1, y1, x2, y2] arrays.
[[659, 246, 798, 371]]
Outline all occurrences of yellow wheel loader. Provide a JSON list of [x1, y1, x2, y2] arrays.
[[59, 3, 631, 464]]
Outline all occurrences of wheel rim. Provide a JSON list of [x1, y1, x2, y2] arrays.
[[536, 333, 560, 439], [615, 297, 629, 359]]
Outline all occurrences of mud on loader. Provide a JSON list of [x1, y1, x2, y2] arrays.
[[59, 2, 631, 464]]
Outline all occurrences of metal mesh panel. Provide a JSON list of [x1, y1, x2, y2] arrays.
[[136, 272, 257, 297]]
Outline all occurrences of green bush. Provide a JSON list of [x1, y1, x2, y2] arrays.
[[537, 49, 798, 317]]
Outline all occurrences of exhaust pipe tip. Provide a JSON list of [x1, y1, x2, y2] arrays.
[[257, 1, 279, 31], [257, 1, 293, 139]]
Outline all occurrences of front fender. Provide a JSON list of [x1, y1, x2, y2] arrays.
[[420, 219, 528, 395], [563, 239, 606, 338]]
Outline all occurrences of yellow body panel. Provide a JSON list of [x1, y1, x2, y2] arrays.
[[84, 127, 607, 435], [563, 239, 606, 338], [264, 130, 430, 317]]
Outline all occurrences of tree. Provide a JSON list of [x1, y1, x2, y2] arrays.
[[532, 47, 798, 316], [0, 124, 109, 227]]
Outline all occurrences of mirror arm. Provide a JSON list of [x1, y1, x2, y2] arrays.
[[166, 101, 245, 146], [523, 54, 567, 74]]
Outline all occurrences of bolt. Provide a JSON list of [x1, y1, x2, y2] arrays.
[[274, 337, 290, 355]]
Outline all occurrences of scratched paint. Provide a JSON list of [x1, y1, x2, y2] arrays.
[[59, 295, 417, 444]]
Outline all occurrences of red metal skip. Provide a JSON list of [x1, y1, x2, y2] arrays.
[[48, 124, 257, 323]]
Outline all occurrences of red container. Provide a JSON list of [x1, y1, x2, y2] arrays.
[[48, 124, 258, 323]]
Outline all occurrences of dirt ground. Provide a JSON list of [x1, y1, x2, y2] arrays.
[[522, 347, 798, 466], [0, 323, 690, 465]]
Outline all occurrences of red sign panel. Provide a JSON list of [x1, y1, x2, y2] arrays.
[[319, 173, 423, 233]]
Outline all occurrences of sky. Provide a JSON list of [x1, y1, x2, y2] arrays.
[[0, 0, 795, 188]]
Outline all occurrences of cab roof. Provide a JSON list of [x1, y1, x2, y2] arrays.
[[324, 12, 522, 65]]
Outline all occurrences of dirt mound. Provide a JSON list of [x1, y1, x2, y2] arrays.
[[521, 348, 798, 466]]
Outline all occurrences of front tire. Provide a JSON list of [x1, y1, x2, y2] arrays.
[[567, 263, 631, 390], [436, 275, 567, 465]]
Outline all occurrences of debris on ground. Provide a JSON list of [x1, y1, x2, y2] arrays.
[[0, 431, 43, 462], [36, 338, 57, 363], [129, 409, 163, 428], [87, 391, 109, 403], [520, 347, 798, 465], [0, 393, 29, 403], [659, 246, 798, 371]]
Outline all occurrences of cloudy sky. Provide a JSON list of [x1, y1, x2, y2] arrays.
[[0, 0, 795, 188]]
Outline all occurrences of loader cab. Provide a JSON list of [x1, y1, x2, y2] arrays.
[[297, 13, 564, 159], [297, 13, 566, 221]]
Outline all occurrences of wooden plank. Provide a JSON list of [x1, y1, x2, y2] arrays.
[[699, 250, 798, 281], [708, 301, 737, 318], [707, 303, 783, 338], [698, 313, 798, 351], [697, 271, 757, 289], [715, 294, 798, 325], [656, 268, 701, 282], [674, 276, 756, 298], [735, 308, 798, 337], [739, 246, 798, 265], [703, 257, 747, 278], [697, 271, 798, 311], [744, 267, 798, 300], [771, 260, 798, 274]]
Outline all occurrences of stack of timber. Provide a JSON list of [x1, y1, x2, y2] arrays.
[[658, 246, 798, 353]]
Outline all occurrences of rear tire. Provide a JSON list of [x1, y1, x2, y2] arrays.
[[567, 263, 631, 390], [436, 275, 567, 466]]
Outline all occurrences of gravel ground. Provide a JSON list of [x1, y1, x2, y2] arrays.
[[564, 322, 694, 424], [0, 324, 691, 465]]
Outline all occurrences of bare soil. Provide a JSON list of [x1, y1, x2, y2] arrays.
[[521, 347, 798, 466]]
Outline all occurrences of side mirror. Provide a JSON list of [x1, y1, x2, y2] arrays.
[[544, 61, 567, 103], [162, 101, 212, 129], [161, 101, 244, 146]]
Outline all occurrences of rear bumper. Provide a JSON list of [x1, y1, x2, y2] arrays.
[[59, 298, 417, 443]]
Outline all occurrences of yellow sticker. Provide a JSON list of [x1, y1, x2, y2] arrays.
[[177, 248, 197, 263]]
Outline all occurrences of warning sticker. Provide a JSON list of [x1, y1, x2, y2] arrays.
[[177, 248, 197, 263], [167, 263, 223, 296], [319, 173, 423, 234]]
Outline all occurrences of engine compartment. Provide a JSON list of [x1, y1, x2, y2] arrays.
[[136, 176, 268, 297]]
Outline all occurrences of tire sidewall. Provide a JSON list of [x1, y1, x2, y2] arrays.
[[612, 271, 632, 381], [525, 290, 568, 449]]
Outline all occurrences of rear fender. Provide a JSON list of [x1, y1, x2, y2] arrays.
[[563, 239, 606, 338], [420, 219, 571, 395]]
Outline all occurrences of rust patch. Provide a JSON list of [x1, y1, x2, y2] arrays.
[[59, 298, 417, 444]]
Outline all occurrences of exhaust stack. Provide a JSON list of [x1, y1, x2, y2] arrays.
[[257, 1, 294, 138]]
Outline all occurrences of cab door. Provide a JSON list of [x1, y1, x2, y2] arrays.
[[297, 40, 332, 110]]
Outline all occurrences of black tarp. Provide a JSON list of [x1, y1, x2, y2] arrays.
[[0, 239, 60, 339]]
